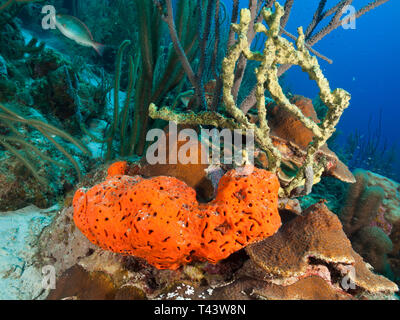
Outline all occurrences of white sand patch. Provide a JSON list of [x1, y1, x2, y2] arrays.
[[0, 205, 59, 300]]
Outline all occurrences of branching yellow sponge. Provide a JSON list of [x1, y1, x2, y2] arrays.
[[149, 2, 351, 196]]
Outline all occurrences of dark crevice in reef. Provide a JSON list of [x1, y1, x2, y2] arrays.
[[307, 256, 362, 296]]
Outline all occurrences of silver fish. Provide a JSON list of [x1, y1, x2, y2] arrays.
[[52, 14, 105, 56]]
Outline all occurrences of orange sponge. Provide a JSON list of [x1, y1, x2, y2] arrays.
[[194, 167, 282, 263], [107, 161, 128, 178], [73, 165, 281, 270]]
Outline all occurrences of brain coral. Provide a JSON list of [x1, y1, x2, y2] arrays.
[[73, 164, 281, 270]]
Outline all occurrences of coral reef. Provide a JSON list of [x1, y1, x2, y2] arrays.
[[0, 11, 108, 208], [149, 3, 351, 197], [104, 0, 206, 158], [364, 171, 400, 226], [339, 169, 386, 237], [73, 164, 281, 269], [267, 95, 320, 149], [38, 204, 250, 300], [137, 129, 214, 201], [106, 160, 128, 179], [246, 202, 355, 281], [38, 205, 99, 277], [298, 176, 348, 214], [46, 264, 147, 300], [212, 202, 398, 300], [0, 102, 90, 184], [0, 156, 57, 210], [210, 276, 354, 300], [1, 0, 396, 302], [339, 168, 400, 282], [261, 95, 355, 188], [352, 226, 393, 275], [35, 161, 398, 300]]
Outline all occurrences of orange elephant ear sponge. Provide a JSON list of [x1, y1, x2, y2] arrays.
[[73, 175, 199, 270], [194, 166, 281, 263], [73, 165, 281, 270]]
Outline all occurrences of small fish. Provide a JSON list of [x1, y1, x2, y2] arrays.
[[52, 14, 105, 56]]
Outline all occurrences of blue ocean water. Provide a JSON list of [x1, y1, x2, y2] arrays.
[[230, 0, 399, 180]]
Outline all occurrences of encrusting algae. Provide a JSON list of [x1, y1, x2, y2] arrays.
[[73, 162, 281, 270]]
